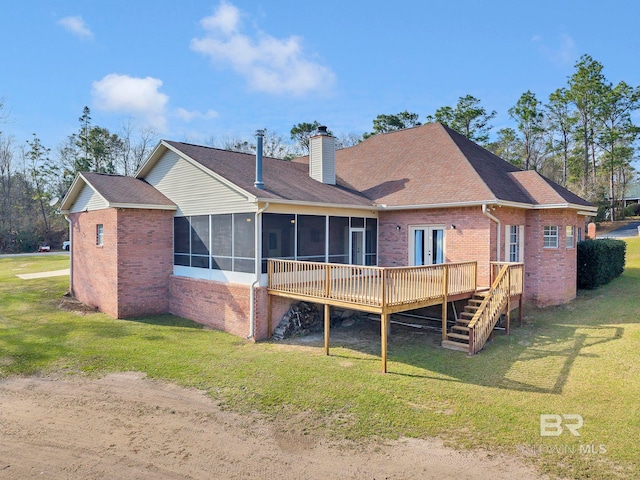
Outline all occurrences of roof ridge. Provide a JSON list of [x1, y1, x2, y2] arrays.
[[164, 139, 285, 161], [82, 171, 127, 178], [436, 124, 497, 201]]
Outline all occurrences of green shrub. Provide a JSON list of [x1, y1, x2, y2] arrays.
[[577, 239, 626, 289]]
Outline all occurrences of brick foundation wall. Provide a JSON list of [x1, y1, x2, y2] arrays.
[[116, 209, 174, 318], [254, 289, 292, 340], [69, 210, 119, 317], [169, 276, 252, 338], [168, 281, 296, 341]]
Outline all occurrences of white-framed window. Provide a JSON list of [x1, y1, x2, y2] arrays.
[[96, 224, 104, 246], [543, 226, 558, 248], [505, 225, 524, 262], [566, 225, 575, 248]]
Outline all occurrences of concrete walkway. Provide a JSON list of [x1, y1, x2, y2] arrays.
[[17, 269, 70, 280]]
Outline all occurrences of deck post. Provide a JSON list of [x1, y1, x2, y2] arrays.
[[381, 312, 388, 373], [518, 295, 523, 326], [324, 264, 331, 297], [267, 260, 273, 336], [441, 265, 448, 341], [267, 294, 273, 337], [505, 268, 511, 336], [324, 303, 330, 356]]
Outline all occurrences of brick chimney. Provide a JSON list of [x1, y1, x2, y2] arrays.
[[309, 126, 335, 185]]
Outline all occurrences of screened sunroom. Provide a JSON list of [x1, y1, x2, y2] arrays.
[[172, 211, 378, 283]]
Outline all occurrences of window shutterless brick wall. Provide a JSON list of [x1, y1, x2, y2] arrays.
[[379, 207, 493, 286], [70, 208, 174, 318], [69, 209, 119, 317], [71, 205, 584, 340], [524, 209, 580, 306], [116, 209, 174, 317], [379, 206, 581, 307]]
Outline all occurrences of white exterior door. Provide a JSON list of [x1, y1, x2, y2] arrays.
[[409, 226, 445, 265], [350, 228, 365, 265]]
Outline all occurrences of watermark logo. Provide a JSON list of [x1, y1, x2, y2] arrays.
[[540, 413, 584, 437], [540, 414, 583, 437], [517, 415, 607, 456]]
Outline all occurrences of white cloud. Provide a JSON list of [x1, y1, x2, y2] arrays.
[[92, 74, 169, 131], [200, 1, 240, 36], [176, 108, 219, 121], [191, 1, 335, 96], [58, 16, 93, 40], [532, 33, 576, 67]]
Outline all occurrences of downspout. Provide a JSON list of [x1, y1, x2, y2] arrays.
[[64, 215, 73, 296], [482, 204, 501, 262], [248, 201, 269, 340]]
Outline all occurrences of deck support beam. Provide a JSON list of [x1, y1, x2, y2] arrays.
[[518, 295, 524, 326], [381, 312, 388, 373], [324, 304, 330, 355], [267, 294, 273, 337], [505, 277, 511, 335], [441, 265, 448, 341]]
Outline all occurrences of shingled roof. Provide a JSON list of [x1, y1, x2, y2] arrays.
[[140, 123, 593, 212], [60, 172, 176, 213], [62, 123, 593, 215], [322, 123, 593, 208], [163, 141, 373, 207]]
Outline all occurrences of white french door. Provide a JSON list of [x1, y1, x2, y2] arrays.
[[409, 226, 445, 265]]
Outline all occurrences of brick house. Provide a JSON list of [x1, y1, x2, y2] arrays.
[[60, 123, 596, 349]]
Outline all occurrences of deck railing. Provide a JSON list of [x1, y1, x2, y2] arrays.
[[267, 259, 477, 312], [468, 262, 523, 354], [490, 262, 524, 296]]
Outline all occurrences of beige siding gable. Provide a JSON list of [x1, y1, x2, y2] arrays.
[[144, 150, 256, 216], [69, 184, 108, 213]]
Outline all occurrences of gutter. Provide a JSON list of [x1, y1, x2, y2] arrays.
[[255, 197, 375, 211], [377, 199, 598, 213], [64, 215, 73, 296], [248, 202, 269, 340], [482, 204, 501, 262]]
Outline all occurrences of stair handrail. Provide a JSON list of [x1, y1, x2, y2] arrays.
[[467, 264, 511, 354]]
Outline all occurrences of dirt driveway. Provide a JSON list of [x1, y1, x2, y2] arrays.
[[0, 372, 547, 479]]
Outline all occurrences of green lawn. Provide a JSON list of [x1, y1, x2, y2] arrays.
[[1, 243, 639, 479]]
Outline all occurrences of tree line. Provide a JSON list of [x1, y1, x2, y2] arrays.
[[1, 53, 637, 252], [0, 106, 159, 252], [351, 55, 640, 221]]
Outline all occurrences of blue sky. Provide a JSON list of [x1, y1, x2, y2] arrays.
[[1, 0, 639, 151]]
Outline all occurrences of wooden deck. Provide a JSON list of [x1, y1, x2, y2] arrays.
[[267, 259, 479, 372], [267, 260, 478, 314]]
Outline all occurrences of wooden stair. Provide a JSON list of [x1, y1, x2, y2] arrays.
[[442, 291, 489, 353]]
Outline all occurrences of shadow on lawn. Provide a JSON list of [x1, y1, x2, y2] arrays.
[[282, 263, 639, 393], [280, 307, 624, 395], [124, 315, 205, 329]]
